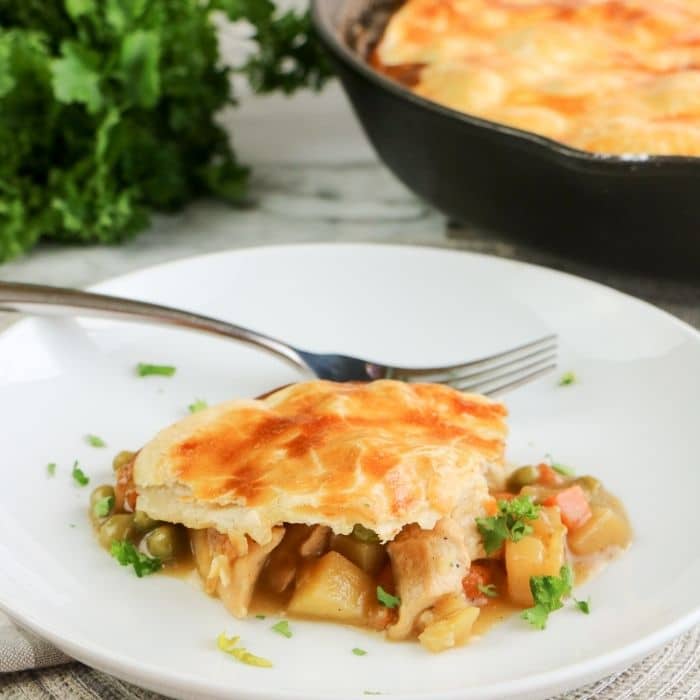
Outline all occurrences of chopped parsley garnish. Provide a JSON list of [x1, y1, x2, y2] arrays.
[[352, 647, 368, 656], [136, 363, 176, 377], [521, 565, 574, 630], [93, 495, 114, 519], [71, 461, 90, 487], [476, 495, 541, 554], [271, 620, 292, 638], [551, 462, 574, 476], [110, 541, 162, 578], [376, 585, 401, 609], [575, 597, 591, 614], [217, 633, 272, 668], [86, 434, 106, 448], [188, 399, 208, 413], [558, 371, 576, 386], [255, 614, 266, 620], [47, 462, 56, 477], [477, 583, 498, 598]]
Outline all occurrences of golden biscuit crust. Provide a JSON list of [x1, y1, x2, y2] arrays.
[[134, 380, 507, 545]]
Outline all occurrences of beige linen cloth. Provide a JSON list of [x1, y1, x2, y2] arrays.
[[0, 613, 70, 673]]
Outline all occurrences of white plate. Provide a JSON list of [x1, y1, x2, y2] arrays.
[[0, 244, 698, 700]]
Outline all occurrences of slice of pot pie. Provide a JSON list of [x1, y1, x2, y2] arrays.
[[93, 379, 631, 652]]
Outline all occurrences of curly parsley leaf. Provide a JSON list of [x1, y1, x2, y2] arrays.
[[575, 597, 591, 614], [558, 371, 577, 386], [188, 399, 208, 413], [521, 565, 574, 630], [110, 540, 162, 577], [376, 585, 400, 609], [476, 495, 541, 554], [50, 40, 103, 113], [71, 460, 90, 486], [271, 620, 292, 638], [93, 495, 114, 518], [352, 647, 368, 656], [137, 363, 175, 377], [477, 583, 498, 598], [86, 434, 106, 447]]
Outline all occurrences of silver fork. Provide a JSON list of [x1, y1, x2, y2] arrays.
[[0, 282, 557, 395]]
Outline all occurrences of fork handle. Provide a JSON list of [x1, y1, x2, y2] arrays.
[[0, 281, 310, 372]]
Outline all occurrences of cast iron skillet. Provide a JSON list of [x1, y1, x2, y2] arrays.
[[311, 0, 700, 276]]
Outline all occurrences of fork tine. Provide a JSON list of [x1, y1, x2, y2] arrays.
[[477, 363, 557, 397], [392, 334, 557, 383], [406, 343, 557, 386], [448, 356, 557, 395]]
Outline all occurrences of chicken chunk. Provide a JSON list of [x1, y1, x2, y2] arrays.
[[262, 524, 331, 594], [192, 527, 284, 616], [386, 518, 470, 640]]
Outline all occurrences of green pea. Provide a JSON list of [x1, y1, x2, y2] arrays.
[[145, 525, 185, 561], [98, 514, 135, 549], [132, 511, 160, 534], [112, 450, 136, 472], [507, 465, 539, 492], [351, 523, 380, 544]]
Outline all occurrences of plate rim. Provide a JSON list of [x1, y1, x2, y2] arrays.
[[1, 242, 699, 700]]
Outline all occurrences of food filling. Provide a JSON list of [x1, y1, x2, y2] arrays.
[[91, 453, 631, 653]]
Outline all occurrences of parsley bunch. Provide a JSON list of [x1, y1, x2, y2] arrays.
[[0, 0, 332, 261]]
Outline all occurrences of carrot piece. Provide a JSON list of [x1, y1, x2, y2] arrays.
[[537, 463, 564, 486], [114, 459, 137, 513], [462, 561, 494, 601], [543, 485, 592, 530], [483, 497, 499, 516]]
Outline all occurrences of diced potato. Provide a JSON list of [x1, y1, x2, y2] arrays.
[[432, 592, 470, 618], [288, 551, 376, 626], [418, 605, 480, 653], [331, 534, 387, 576], [506, 506, 566, 606], [568, 505, 632, 556]]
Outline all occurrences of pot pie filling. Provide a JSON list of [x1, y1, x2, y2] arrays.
[[370, 0, 700, 156], [90, 380, 631, 653]]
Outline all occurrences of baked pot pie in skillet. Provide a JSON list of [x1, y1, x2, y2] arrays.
[[91, 380, 631, 653], [372, 0, 700, 156]]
